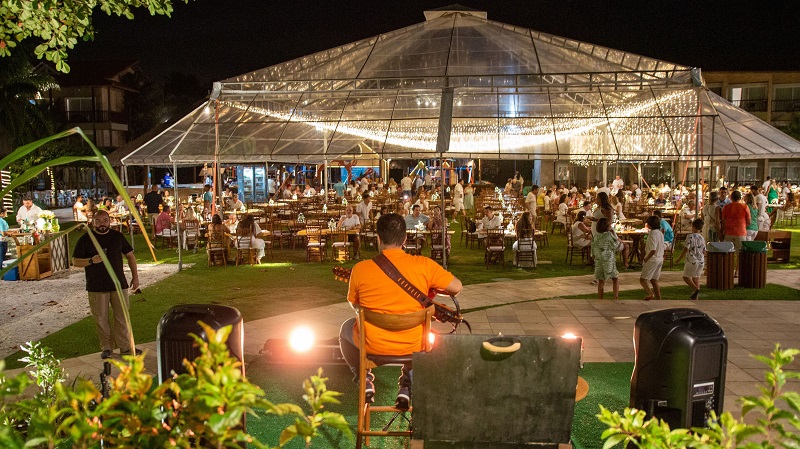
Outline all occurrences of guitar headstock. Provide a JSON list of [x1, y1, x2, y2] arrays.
[[332, 266, 352, 283]]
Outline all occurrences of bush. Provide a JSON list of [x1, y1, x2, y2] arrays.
[[0, 322, 351, 448], [598, 344, 800, 449]]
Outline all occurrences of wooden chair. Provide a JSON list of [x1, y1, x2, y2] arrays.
[[305, 225, 326, 262], [403, 231, 423, 255], [207, 230, 227, 266], [331, 230, 352, 262], [484, 229, 505, 268], [183, 219, 200, 252], [566, 222, 590, 266], [430, 230, 446, 264], [234, 228, 258, 266], [356, 305, 434, 449], [361, 220, 379, 252], [463, 218, 480, 248], [515, 230, 536, 268]]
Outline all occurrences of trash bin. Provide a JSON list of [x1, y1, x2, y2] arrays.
[[739, 240, 767, 288], [157, 304, 244, 384], [706, 242, 735, 290], [631, 308, 727, 429]]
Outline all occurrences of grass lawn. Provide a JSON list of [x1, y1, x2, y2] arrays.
[[3, 220, 799, 367]]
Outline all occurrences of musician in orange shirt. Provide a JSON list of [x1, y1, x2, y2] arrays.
[[339, 213, 462, 409]]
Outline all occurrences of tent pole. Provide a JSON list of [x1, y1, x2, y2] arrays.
[[174, 161, 182, 272], [323, 159, 328, 204], [213, 99, 220, 217]]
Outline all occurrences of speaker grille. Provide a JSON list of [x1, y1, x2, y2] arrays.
[[692, 344, 722, 380]]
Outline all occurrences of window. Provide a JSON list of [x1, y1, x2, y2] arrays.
[[727, 163, 758, 184], [773, 85, 800, 112], [729, 85, 768, 112], [707, 84, 723, 97]]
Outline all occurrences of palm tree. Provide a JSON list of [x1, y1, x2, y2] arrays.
[[0, 48, 58, 156]]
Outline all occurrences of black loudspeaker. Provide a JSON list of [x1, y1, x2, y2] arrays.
[[631, 308, 727, 429], [157, 304, 244, 384]]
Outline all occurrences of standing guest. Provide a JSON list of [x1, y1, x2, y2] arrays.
[[525, 185, 539, 219], [702, 191, 720, 242], [202, 184, 213, 215], [452, 179, 465, 222], [338, 214, 462, 409], [338, 206, 362, 259], [753, 185, 771, 231], [612, 175, 625, 193], [743, 193, 759, 241], [143, 185, 163, 236], [413, 174, 424, 195], [0, 206, 8, 260], [400, 174, 413, 198], [721, 190, 749, 255], [424, 171, 433, 189], [640, 215, 665, 301], [716, 186, 731, 207], [72, 210, 140, 359], [675, 219, 706, 300], [464, 182, 475, 212], [16, 196, 42, 225], [591, 192, 613, 234], [355, 195, 373, 223], [592, 217, 620, 300], [762, 176, 772, 193], [74, 194, 89, 222], [611, 190, 626, 220]]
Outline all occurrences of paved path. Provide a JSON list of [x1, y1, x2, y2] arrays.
[[7, 270, 800, 415]]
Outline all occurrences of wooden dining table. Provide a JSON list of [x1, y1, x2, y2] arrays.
[[616, 228, 649, 265]]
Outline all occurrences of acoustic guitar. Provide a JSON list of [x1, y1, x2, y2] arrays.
[[333, 266, 471, 333]]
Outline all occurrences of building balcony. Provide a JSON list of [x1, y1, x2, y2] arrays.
[[730, 99, 768, 112], [59, 110, 128, 124], [772, 99, 800, 113]]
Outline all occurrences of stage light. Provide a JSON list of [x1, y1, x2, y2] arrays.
[[561, 333, 578, 339], [288, 326, 315, 353]]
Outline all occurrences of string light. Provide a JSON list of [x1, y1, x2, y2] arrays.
[[220, 89, 699, 161]]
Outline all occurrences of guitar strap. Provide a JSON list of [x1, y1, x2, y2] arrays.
[[372, 253, 432, 308]]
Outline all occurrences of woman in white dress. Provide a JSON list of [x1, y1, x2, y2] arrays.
[[555, 194, 569, 224], [236, 214, 265, 263]]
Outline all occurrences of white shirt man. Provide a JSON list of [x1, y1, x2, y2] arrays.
[[400, 175, 413, 195], [424, 172, 432, 187], [267, 178, 276, 194], [453, 180, 465, 212], [74, 196, 88, 221], [17, 199, 42, 225], [525, 187, 538, 218], [303, 185, 317, 196], [338, 208, 361, 230], [355, 197, 373, 223], [597, 184, 611, 197], [478, 207, 502, 237], [612, 176, 624, 193], [632, 184, 642, 201], [762, 178, 771, 192], [114, 195, 127, 214], [414, 175, 424, 192]]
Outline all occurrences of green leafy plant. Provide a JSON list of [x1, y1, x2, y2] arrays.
[[1, 127, 157, 352], [0, 0, 189, 73], [0, 323, 351, 448], [598, 344, 800, 449]]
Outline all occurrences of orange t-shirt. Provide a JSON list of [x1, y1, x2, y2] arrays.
[[721, 202, 749, 237], [348, 248, 455, 356]]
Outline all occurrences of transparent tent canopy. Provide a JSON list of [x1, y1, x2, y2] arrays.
[[122, 8, 800, 165]]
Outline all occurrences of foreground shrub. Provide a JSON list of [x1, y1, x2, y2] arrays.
[[0, 322, 351, 448], [598, 344, 800, 449]]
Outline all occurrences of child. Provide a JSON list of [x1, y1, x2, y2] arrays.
[[640, 215, 665, 301], [592, 217, 620, 299], [675, 218, 706, 300]]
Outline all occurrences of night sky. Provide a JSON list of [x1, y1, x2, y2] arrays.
[[70, 0, 800, 86]]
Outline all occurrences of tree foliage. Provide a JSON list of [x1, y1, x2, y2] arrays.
[[0, 0, 188, 73]]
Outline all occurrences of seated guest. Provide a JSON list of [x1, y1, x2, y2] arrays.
[[654, 193, 667, 207], [555, 194, 569, 224], [303, 184, 317, 196], [236, 214, 266, 263], [513, 211, 537, 259], [413, 191, 430, 213], [208, 213, 226, 234], [227, 189, 245, 211], [427, 205, 451, 257], [223, 212, 239, 233], [572, 211, 592, 248], [74, 195, 88, 222], [653, 209, 674, 249], [113, 195, 127, 213], [477, 205, 501, 237], [679, 201, 697, 233], [154, 205, 174, 235], [98, 197, 114, 211], [338, 206, 362, 259], [374, 206, 389, 220], [404, 204, 429, 230]]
